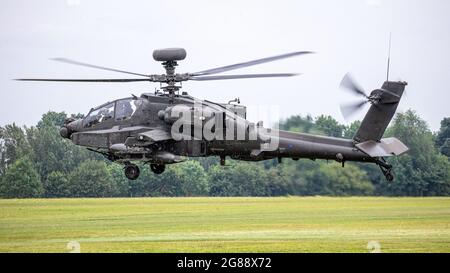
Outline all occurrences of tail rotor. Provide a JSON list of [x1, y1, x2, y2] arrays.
[[339, 73, 371, 120], [339, 73, 401, 120]]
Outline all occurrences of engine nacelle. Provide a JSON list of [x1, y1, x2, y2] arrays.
[[158, 105, 191, 125], [158, 105, 218, 126]]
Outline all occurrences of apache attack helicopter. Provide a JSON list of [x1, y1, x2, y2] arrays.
[[17, 48, 408, 181]]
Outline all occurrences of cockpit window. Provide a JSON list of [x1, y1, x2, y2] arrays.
[[84, 103, 114, 128], [83, 98, 141, 128], [115, 99, 140, 121]]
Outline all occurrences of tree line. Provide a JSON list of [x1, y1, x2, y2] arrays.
[[0, 110, 449, 198]]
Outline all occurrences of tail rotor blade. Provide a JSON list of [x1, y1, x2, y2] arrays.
[[340, 100, 368, 120], [340, 73, 367, 98]]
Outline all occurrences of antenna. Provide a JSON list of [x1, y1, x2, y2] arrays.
[[386, 33, 392, 82]]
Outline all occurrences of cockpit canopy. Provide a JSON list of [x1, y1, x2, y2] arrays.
[[83, 98, 142, 128]]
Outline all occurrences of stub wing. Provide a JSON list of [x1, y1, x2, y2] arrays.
[[138, 128, 172, 142], [109, 128, 173, 152], [355, 137, 409, 157]]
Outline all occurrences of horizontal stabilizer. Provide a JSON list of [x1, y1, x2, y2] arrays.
[[356, 137, 408, 157]]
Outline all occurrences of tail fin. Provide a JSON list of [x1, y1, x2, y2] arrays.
[[354, 81, 407, 143]]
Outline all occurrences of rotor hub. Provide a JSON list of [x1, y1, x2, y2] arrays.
[[152, 48, 188, 98]]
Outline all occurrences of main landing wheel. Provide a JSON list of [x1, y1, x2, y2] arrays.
[[150, 164, 166, 174], [124, 164, 140, 180]]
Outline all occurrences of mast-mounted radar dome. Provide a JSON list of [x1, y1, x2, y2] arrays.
[[152, 48, 187, 62]]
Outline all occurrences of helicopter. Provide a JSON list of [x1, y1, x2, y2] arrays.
[[17, 48, 408, 181]]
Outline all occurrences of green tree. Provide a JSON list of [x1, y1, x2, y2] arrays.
[[107, 163, 131, 197], [0, 124, 32, 175], [37, 111, 68, 129], [148, 166, 184, 197], [129, 161, 209, 197], [176, 161, 209, 196], [26, 111, 98, 181], [0, 156, 43, 198], [209, 162, 268, 196], [128, 164, 184, 197], [436, 117, 450, 157], [440, 139, 450, 158], [67, 160, 116, 197], [0, 127, 11, 175], [262, 157, 327, 196], [279, 114, 315, 133], [265, 165, 296, 196], [379, 110, 450, 196], [44, 171, 71, 198], [315, 115, 346, 137], [126, 165, 154, 197], [303, 163, 374, 196], [436, 117, 450, 146], [194, 157, 220, 172], [343, 120, 361, 139]]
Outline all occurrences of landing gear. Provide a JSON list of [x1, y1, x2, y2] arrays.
[[150, 163, 165, 174], [375, 158, 394, 182], [124, 164, 140, 180], [385, 171, 394, 182]]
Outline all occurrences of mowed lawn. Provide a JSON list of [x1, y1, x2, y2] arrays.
[[0, 197, 449, 253]]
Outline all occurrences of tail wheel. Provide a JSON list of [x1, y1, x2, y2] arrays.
[[385, 170, 394, 182], [124, 164, 140, 180], [150, 164, 165, 174], [382, 167, 395, 182], [375, 157, 395, 182]]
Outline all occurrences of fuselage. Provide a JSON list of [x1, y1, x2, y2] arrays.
[[61, 92, 372, 165]]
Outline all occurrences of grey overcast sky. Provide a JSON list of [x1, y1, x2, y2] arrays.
[[0, 0, 449, 130]]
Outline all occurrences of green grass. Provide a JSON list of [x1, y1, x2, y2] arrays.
[[0, 197, 449, 253]]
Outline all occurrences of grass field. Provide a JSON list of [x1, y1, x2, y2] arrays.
[[0, 197, 449, 253]]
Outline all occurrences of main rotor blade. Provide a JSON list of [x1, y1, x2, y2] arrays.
[[340, 73, 367, 98], [192, 51, 313, 76], [51, 58, 150, 77], [15, 78, 151, 82], [189, 73, 300, 81], [340, 100, 368, 120]]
